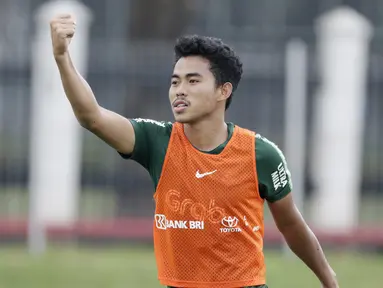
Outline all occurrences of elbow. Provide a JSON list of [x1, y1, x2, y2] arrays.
[[78, 117, 95, 130], [73, 106, 103, 131], [76, 113, 101, 131]]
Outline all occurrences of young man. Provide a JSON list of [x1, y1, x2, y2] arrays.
[[50, 14, 339, 288]]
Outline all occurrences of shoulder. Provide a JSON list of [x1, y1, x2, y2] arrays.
[[119, 118, 172, 161], [131, 118, 173, 135], [130, 117, 173, 150], [131, 118, 172, 127], [255, 134, 286, 162], [255, 133, 293, 202]]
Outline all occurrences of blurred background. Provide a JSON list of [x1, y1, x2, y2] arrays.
[[0, 0, 382, 287]]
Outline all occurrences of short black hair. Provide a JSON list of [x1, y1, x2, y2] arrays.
[[174, 35, 243, 110]]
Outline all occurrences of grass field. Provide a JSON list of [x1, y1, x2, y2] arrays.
[[0, 245, 381, 288]]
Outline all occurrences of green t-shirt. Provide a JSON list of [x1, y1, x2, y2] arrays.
[[120, 118, 292, 203], [120, 118, 293, 288]]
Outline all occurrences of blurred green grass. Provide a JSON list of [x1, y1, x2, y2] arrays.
[[0, 246, 382, 288], [0, 187, 382, 287]]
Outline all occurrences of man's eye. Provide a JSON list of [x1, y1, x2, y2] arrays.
[[189, 79, 199, 84]]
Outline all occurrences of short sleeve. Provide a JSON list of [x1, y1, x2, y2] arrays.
[[255, 134, 293, 202], [119, 118, 172, 171]]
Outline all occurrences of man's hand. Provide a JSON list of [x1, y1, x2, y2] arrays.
[[50, 14, 76, 57], [322, 267, 339, 288]]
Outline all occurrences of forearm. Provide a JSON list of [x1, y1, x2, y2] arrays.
[[281, 223, 336, 286], [55, 52, 101, 126]]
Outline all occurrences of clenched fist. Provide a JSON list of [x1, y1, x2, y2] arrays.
[[50, 14, 76, 57]]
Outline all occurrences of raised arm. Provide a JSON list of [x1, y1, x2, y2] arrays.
[[50, 14, 135, 155]]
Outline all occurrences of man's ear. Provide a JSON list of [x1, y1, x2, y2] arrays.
[[218, 82, 233, 101]]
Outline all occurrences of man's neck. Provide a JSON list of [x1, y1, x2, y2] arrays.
[[183, 116, 228, 152]]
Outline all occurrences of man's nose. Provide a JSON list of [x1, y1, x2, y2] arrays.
[[176, 91, 187, 97], [176, 83, 187, 97]]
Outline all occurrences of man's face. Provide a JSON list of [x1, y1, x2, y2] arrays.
[[169, 56, 222, 124]]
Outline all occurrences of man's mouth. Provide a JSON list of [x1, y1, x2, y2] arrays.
[[173, 99, 189, 113]]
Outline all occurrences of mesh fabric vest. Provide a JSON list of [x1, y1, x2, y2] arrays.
[[153, 123, 266, 288]]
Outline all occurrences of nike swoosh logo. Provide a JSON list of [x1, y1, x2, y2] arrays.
[[195, 170, 217, 179]]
